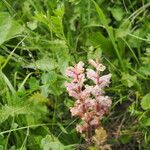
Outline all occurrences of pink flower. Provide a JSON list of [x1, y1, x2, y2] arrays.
[[97, 96, 112, 107], [89, 59, 106, 71], [76, 123, 89, 133], [70, 105, 84, 117], [75, 61, 84, 74], [86, 69, 98, 84], [68, 90, 79, 99], [92, 85, 104, 97], [90, 117, 100, 127], [66, 61, 84, 79], [81, 112, 93, 122], [66, 67, 77, 78], [89, 59, 97, 68], [65, 59, 112, 136], [77, 73, 85, 86], [99, 74, 112, 88], [84, 99, 96, 109], [65, 82, 78, 91]]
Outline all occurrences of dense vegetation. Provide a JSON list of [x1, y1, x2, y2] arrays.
[[0, 0, 150, 149]]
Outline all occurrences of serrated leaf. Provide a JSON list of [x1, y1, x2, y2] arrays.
[[141, 93, 150, 110], [0, 105, 29, 124]]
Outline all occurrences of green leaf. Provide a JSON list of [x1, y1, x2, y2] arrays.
[[41, 135, 65, 150], [49, 40, 70, 75], [119, 135, 132, 144], [121, 73, 137, 88], [0, 55, 5, 65], [110, 7, 124, 21], [141, 93, 150, 110], [139, 66, 150, 76], [0, 12, 24, 45], [116, 20, 131, 38], [0, 105, 29, 124], [29, 77, 39, 89], [25, 57, 58, 71], [91, 0, 124, 70], [27, 21, 37, 30], [87, 32, 114, 54], [41, 135, 75, 150], [41, 72, 57, 84], [58, 122, 68, 134], [140, 116, 150, 126]]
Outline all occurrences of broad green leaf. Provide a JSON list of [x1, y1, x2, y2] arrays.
[[41, 135, 65, 150], [27, 21, 37, 30], [116, 20, 131, 38], [110, 7, 124, 21], [49, 40, 70, 75], [41, 135, 75, 150], [41, 72, 57, 84], [141, 93, 150, 110], [140, 116, 150, 126], [0, 12, 24, 45], [87, 32, 114, 54], [25, 57, 58, 71], [139, 66, 150, 76], [40, 85, 49, 97], [29, 77, 39, 89], [121, 73, 137, 88]]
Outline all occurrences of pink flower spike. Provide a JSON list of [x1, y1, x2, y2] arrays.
[[65, 59, 112, 138]]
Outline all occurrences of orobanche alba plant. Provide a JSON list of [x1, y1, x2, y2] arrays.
[[65, 59, 112, 143]]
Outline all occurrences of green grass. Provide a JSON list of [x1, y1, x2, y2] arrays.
[[0, 0, 150, 149]]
